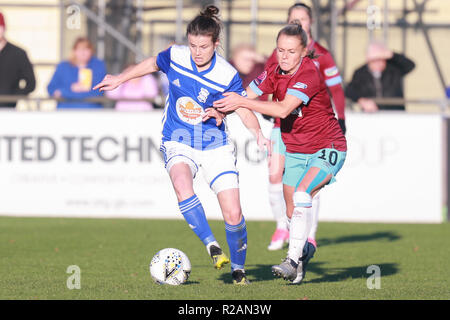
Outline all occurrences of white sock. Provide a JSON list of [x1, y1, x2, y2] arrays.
[[308, 193, 320, 241], [268, 183, 288, 230], [287, 192, 312, 263]]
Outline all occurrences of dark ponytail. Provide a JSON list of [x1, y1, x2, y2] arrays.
[[201, 5, 219, 18], [277, 23, 317, 59], [186, 5, 222, 43]]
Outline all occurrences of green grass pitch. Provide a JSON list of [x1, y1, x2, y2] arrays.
[[0, 216, 448, 300]]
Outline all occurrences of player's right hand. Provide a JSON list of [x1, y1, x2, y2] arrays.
[[93, 74, 122, 92], [202, 107, 226, 126]]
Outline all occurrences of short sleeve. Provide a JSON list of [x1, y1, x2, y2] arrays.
[[226, 72, 247, 97], [249, 69, 274, 97], [215, 73, 247, 101], [318, 52, 342, 88], [156, 46, 172, 74], [286, 68, 320, 105]]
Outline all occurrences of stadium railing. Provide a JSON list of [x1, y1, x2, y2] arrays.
[[0, 95, 449, 112]]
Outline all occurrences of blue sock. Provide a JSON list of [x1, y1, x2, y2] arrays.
[[179, 194, 216, 246], [225, 217, 247, 271]]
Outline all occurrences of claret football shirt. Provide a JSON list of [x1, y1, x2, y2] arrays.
[[249, 56, 346, 154]]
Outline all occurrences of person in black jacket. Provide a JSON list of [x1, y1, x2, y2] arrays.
[[0, 12, 36, 108], [345, 41, 415, 111]]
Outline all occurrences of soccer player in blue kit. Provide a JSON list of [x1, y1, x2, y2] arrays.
[[94, 5, 270, 285]]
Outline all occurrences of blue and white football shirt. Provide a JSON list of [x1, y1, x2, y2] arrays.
[[156, 45, 246, 150]]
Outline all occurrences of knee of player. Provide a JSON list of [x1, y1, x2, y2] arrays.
[[172, 176, 191, 189], [223, 207, 243, 225], [268, 172, 283, 184], [295, 183, 309, 193], [268, 159, 284, 182], [172, 176, 194, 196], [293, 191, 312, 209]]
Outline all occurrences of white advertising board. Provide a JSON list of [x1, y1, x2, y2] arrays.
[[0, 111, 445, 223], [0, 110, 273, 220], [319, 112, 445, 223]]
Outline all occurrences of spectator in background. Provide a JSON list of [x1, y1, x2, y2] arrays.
[[106, 65, 159, 111], [345, 41, 415, 112], [47, 37, 106, 109], [0, 11, 36, 108], [230, 44, 266, 91], [446, 86, 450, 99]]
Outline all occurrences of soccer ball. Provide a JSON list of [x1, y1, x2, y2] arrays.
[[149, 248, 191, 285]]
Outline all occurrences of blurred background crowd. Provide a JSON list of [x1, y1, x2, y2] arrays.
[[0, 0, 449, 113]]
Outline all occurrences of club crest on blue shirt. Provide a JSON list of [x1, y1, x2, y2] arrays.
[[197, 88, 210, 103], [176, 96, 205, 125]]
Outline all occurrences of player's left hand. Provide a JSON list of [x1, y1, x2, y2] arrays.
[[202, 107, 226, 126], [213, 92, 244, 113]]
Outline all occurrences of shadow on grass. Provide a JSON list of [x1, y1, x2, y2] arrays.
[[305, 262, 399, 284], [217, 264, 275, 284], [216, 264, 280, 284], [318, 231, 401, 247], [218, 262, 399, 284], [216, 230, 401, 284]]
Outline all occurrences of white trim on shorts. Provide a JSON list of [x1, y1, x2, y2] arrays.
[[160, 140, 239, 194]]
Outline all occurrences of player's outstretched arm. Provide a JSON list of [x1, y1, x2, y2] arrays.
[[214, 90, 301, 119], [93, 56, 159, 92], [234, 107, 272, 156]]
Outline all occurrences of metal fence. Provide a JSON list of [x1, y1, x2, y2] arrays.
[[1, 0, 449, 111], [0, 95, 449, 114]]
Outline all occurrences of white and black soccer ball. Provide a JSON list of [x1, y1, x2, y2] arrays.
[[149, 248, 191, 285]]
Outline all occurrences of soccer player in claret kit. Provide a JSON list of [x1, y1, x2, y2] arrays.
[[94, 5, 271, 285], [263, 2, 346, 276], [214, 23, 347, 284]]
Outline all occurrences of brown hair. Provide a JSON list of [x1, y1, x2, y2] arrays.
[[277, 24, 317, 59], [186, 5, 222, 43], [287, 2, 313, 22], [69, 37, 94, 65]]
